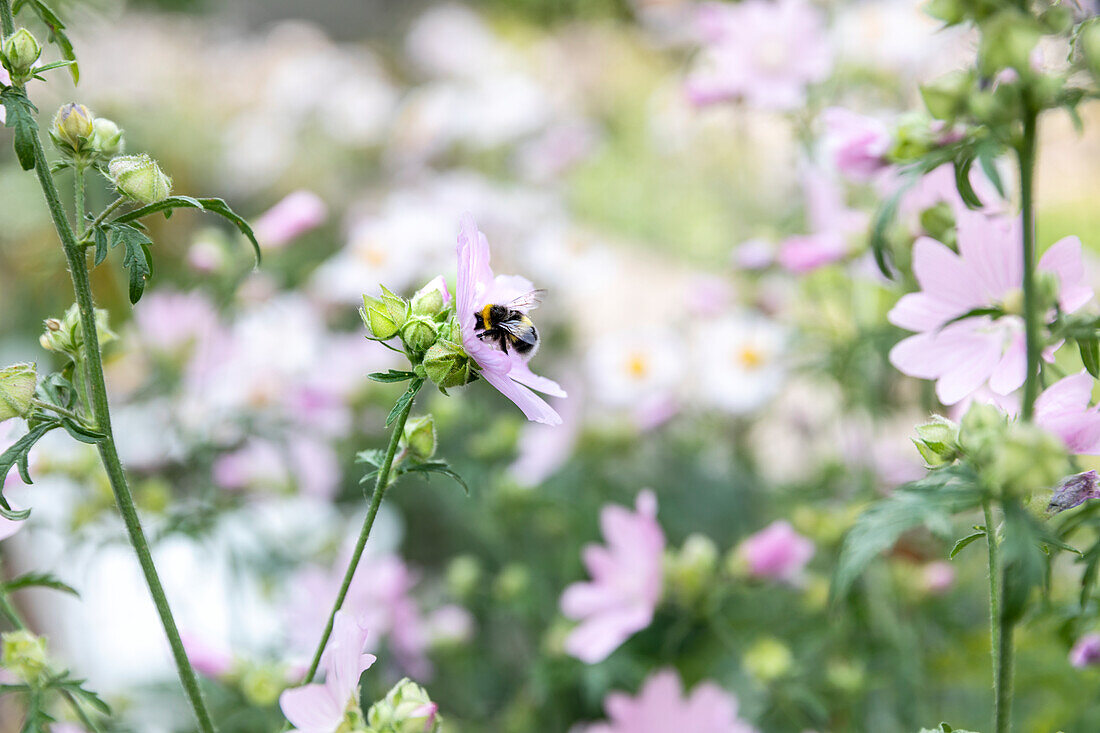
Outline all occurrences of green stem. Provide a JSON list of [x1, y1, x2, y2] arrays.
[[1018, 110, 1040, 421], [8, 80, 217, 733], [80, 196, 126, 243], [983, 501, 1005, 732], [300, 382, 422, 685], [30, 397, 87, 424], [74, 164, 85, 231], [0, 0, 13, 35]]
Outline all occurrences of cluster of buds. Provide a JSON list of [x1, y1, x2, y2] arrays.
[[40, 303, 117, 358], [1, 28, 40, 83], [361, 278, 479, 391], [50, 103, 124, 164], [955, 403, 1068, 498], [1, 630, 49, 685], [0, 362, 36, 422], [363, 678, 441, 733]]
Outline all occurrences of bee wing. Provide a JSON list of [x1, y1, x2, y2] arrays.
[[505, 289, 545, 312], [497, 318, 539, 345]]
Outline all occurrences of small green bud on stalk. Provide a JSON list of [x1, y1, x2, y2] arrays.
[[959, 402, 1007, 465], [493, 564, 530, 602], [912, 415, 961, 466], [40, 304, 117, 356], [743, 637, 793, 683], [108, 154, 172, 204], [411, 282, 446, 317], [1, 630, 49, 684], [366, 678, 441, 733], [379, 286, 409, 328], [402, 415, 437, 461], [51, 103, 95, 154], [401, 315, 439, 354], [361, 295, 400, 340], [445, 555, 482, 600], [0, 362, 36, 422], [2, 28, 41, 77], [90, 118, 124, 158], [239, 664, 283, 707]]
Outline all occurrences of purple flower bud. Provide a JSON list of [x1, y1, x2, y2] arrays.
[[1071, 633, 1100, 668], [1047, 470, 1100, 515]]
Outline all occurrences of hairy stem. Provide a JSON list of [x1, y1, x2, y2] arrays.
[[80, 196, 126, 243], [0, 0, 12, 35], [1019, 110, 1040, 421], [983, 500, 1005, 732], [300, 382, 422, 685], [74, 164, 85, 231], [6, 66, 218, 733]]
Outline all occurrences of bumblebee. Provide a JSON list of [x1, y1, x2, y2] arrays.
[[474, 290, 544, 359]]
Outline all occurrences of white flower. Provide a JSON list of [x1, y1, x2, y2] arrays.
[[690, 314, 787, 414]]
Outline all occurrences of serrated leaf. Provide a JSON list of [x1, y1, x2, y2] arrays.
[[949, 530, 986, 559], [107, 223, 154, 304], [0, 419, 61, 505], [399, 460, 470, 494], [832, 465, 982, 601], [367, 370, 418, 383], [1080, 337, 1100, 378], [1, 87, 39, 171], [4, 572, 78, 597], [386, 378, 424, 427], [93, 226, 108, 267], [112, 195, 261, 266]]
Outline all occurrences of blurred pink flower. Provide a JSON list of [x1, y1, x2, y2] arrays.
[[896, 163, 1003, 222], [0, 513, 24, 542], [740, 521, 814, 583], [821, 108, 890, 182], [560, 490, 665, 663], [456, 214, 565, 425], [133, 290, 219, 356], [686, 0, 832, 111], [733, 238, 775, 271], [888, 211, 1092, 405], [279, 610, 375, 733], [181, 632, 234, 679], [1034, 372, 1100, 455], [1070, 633, 1100, 668], [921, 561, 956, 595], [212, 438, 340, 498], [587, 668, 757, 733], [777, 166, 866, 274], [253, 191, 327, 250], [777, 233, 847, 273]]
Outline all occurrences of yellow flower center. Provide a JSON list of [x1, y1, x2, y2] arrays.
[[626, 353, 650, 380], [738, 345, 765, 370]]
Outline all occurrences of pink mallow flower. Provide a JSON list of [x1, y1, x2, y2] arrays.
[[821, 107, 891, 182], [253, 191, 327, 250], [181, 632, 234, 679], [279, 610, 375, 733], [1071, 633, 1100, 668], [739, 521, 814, 583], [888, 211, 1092, 405], [587, 668, 757, 733], [686, 0, 832, 111], [560, 490, 665, 664], [456, 214, 566, 425], [1034, 372, 1100, 454]]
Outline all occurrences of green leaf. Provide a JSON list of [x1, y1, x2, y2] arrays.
[[949, 529, 986, 559], [0, 419, 61, 513], [368, 370, 418, 383], [1001, 499, 1049, 624], [953, 152, 983, 210], [107, 223, 154, 304], [112, 195, 261, 266], [386, 378, 424, 427], [0, 87, 39, 171], [869, 173, 920, 279], [15, 0, 79, 83], [398, 460, 470, 494], [31, 59, 76, 74], [832, 465, 982, 601], [1080, 337, 1100, 378], [58, 417, 105, 444], [93, 226, 108, 267], [4, 572, 78, 597], [976, 142, 1006, 199]]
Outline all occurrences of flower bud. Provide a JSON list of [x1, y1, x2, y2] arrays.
[[493, 564, 530, 602], [402, 415, 437, 461], [1047, 470, 1100, 514], [411, 276, 449, 317], [920, 71, 972, 120], [51, 103, 95, 153], [108, 154, 172, 204], [743, 637, 793, 683], [1, 630, 49, 684], [90, 118, 124, 158], [987, 421, 1067, 498], [0, 362, 36, 422], [380, 286, 409, 328], [361, 295, 400, 340], [239, 663, 283, 707], [826, 658, 865, 693], [665, 533, 718, 606], [365, 678, 441, 733], [40, 304, 117, 356], [401, 315, 439, 354], [1081, 21, 1100, 85], [959, 402, 1007, 464], [446, 555, 482, 600], [2, 28, 40, 76], [978, 11, 1040, 76], [912, 415, 960, 466], [423, 340, 477, 390]]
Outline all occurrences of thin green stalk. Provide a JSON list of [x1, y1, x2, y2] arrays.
[[301, 382, 422, 685], [1019, 110, 1040, 421], [80, 195, 125, 243], [995, 591, 1015, 733], [30, 397, 87, 424], [983, 500, 1004, 731], [5, 64, 217, 733], [0, 0, 13, 35], [74, 164, 85, 231]]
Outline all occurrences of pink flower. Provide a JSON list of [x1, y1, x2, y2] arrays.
[[888, 211, 1092, 405], [1034, 372, 1100, 454], [560, 490, 665, 664], [133, 289, 219, 356], [686, 0, 832, 111], [777, 166, 866, 273], [821, 108, 890, 182], [921, 561, 956, 595], [280, 610, 375, 733], [455, 214, 565, 425], [739, 521, 814, 583], [0, 515, 23, 542], [587, 669, 757, 733], [733, 239, 775, 270], [1070, 633, 1100, 668], [777, 233, 847, 273], [253, 191, 327, 250], [508, 381, 581, 487], [181, 632, 234, 679]]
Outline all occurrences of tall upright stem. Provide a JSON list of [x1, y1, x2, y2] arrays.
[[983, 500, 1006, 733], [1019, 110, 1040, 421], [2, 33, 217, 731], [300, 382, 422, 685]]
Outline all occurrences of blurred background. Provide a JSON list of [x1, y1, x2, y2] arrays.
[[3, 0, 1100, 731]]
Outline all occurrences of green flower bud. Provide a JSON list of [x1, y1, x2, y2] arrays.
[[90, 118, 124, 158], [108, 154, 172, 204], [1081, 21, 1100, 85], [665, 533, 718, 606], [959, 402, 1007, 465], [40, 303, 117, 357], [2, 630, 49, 684], [401, 315, 439, 354], [402, 415, 437, 461], [446, 555, 482, 600], [826, 658, 865, 693], [912, 415, 961, 467], [0, 362, 36, 422], [361, 295, 400, 340], [423, 339, 477, 390], [925, 0, 964, 25], [2, 28, 40, 75], [51, 103, 95, 153], [380, 286, 409, 328], [920, 70, 973, 121], [365, 678, 441, 733], [493, 564, 530, 602], [240, 664, 284, 707], [743, 637, 793, 683], [979, 11, 1040, 76], [411, 279, 447, 317]]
